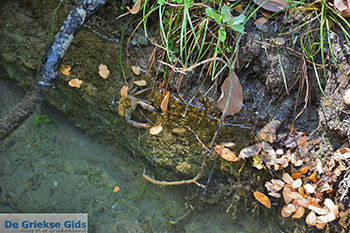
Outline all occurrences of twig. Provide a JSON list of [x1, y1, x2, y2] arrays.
[[143, 169, 205, 188], [186, 126, 210, 152]]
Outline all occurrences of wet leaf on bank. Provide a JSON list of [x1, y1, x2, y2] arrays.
[[149, 123, 163, 135], [239, 143, 262, 159], [127, 0, 142, 14], [217, 71, 243, 117], [292, 206, 305, 218], [120, 85, 128, 98], [305, 211, 317, 226], [253, 0, 289, 12], [134, 80, 147, 87], [59, 64, 71, 76], [281, 203, 296, 217], [132, 65, 141, 75], [68, 79, 82, 88], [253, 191, 271, 208], [160, 91, 170, 114], [98, 64, 110, 79], [214, 144, 239, 162]]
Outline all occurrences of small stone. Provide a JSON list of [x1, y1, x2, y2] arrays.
[[343, 88, 350, 105]]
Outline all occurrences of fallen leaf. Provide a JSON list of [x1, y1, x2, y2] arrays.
[[233, 3, 243, 13], [268, 192, 281, 198], [68, 79, 82, 88], [127, 0, 142, 14], [160, 91, 170, 114], [282, 173, 294, 185], [257, 120, 281, 143], [308, 205, 329, 215], [132, 65, 141, 75], [254, 16, 268, 30], [299, 166, 309, 174], [334, 147, 350, 159], [297, 135, 308, 148], [291, 172, 302, 180], [292, 206, 305, 218], [253, 0, 289, 12], [274, 37, 285, 45], [283, 186, 303, 204], [319, 182, 332, 193], [253, 191, 271, 208], [120, 85, 128, 98], [113, 186, 120, 193], [134, 80, 147, 87], [308, 172, 317, 183], [214, 145, 239, 162], [239, 143, 262, 159], [305, 211, 317, 226], [317, 212, 337, 225], [324, 198, 339, 217], [292, 178, 302, 189], [217, 71, 243, 116], [99, 64, 110, 79], [149, 123, 163, 135], [281, 203, 296, 217], [59, 64, 71, 76], [304, 183, 316, 194], [340, 8, 350, 17]]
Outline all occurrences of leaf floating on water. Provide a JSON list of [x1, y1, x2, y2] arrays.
[[59, 64, 71, 76], [149, 123, 163, 135], [253, 191, 271, 208], [127, 0, 141, 14], [120, 85, 128, 98], [134, 80, 147, 87], [68, 79, 82, 88], [214, 144, 239, 162], [160, 91, 170, 114], [217, 71, 243, 117], [253, 0, 289, 12], [132, 65, 141, 75], [99, 64, 110, 79]]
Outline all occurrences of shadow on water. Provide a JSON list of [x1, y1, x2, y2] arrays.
[[0, 77, 260, 232]]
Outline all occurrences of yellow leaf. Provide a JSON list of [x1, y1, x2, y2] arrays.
[[98, 64, 110, 79], [59, 64, 71, 76], [253, 191, 271, 208], [132, 65, 141, 75], [68, 79, 82, 88], [134, 80, 147, 87], [149, 123, 163, 135], [160, 91, 170, 114], [127, 0, 141, 14]]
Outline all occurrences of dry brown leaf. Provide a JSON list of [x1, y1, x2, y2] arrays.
[[340, 8, 350, 17], [238, 143, 262, 159], [132, 65, 141, 75], [304, 183, 316, 194], [234, 3, 243, 13], [59, 64, 71, 76], [308, 172, 317, 183], [134, 80, 147, 87], [149, 123, 163, 135], [319, 182, 332, 193], [127, 0, 142, 14], [297, 135, 308, 148], [68, 79, 82, 88], [268, 192, 281, 198], [160, 91, 170, 114], [334, 147, 350, 159], [306, 211, 317, 226], [317, 212, 337, 225], [292, 206, 305, 218], [299, 166, 309, 174], [98, 64, 110, 79], [292, 178, 302, 189], [281, 203, 296, 217], [253, 0, 289, 12], [283, 186, 303, 204], [217, 71, 243, 116], [120, 85, 128, 98], [324, 198, 339, 217], [214, 145, 239, 162], [282, 173, 294, 185], [308, 205, 329, 215], [291, 172, 302, 180], [253, 191, 271, 208]]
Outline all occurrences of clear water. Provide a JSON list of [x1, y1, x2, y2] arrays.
[[0, 78, 255, 232]]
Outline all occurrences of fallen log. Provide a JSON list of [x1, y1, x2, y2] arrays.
[[0, 0, 106, 141]]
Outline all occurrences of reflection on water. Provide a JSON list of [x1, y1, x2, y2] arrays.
[[0, 78, 253, 232]]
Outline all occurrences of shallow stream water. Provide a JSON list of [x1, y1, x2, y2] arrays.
[[0, 78, 267, 232]]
